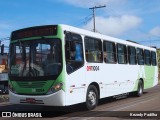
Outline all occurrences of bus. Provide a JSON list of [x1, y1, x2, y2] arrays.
[[8, 24, 158, 110]]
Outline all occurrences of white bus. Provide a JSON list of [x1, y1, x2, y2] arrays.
[[9, 24, 158, 110]]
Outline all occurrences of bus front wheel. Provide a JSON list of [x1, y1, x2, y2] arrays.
[[85, 85, 98, 110]]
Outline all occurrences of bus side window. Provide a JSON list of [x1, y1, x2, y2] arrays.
[[65, 32, 84, 74], [84, 37, 102, 63], [74, 42, 83, 61], [151, 51, 157, 66], [117, 44, 127, 64], [128, 46, 137, 65], [144, 50, 151, 65], [103, 41, 116, 63], [137, 48, 144, 65]]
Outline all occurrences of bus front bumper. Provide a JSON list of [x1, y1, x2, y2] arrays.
[[9, 90, 65, 106]]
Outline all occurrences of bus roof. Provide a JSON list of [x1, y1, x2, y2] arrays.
[[11, 24, 156, 51], [60, 24, 156, 51]]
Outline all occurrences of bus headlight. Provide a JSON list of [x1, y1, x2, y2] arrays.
[[47, 82, 63, 95]]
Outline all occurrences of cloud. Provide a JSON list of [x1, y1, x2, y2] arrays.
[[149, 26, 160, 37], [57, 0, 127, 8], [82, 15, 142, 36], [53, 0, 130, 18], [55, 0, 160, 16]]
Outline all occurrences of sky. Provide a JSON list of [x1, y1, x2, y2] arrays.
[[0, 0, 160, 48]]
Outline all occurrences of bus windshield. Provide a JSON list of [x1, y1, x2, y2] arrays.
[[9, 38, 62, 80]]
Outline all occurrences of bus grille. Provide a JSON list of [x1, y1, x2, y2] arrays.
[[17, 81, 47, 88]]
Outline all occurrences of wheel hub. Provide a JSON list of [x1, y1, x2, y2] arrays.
[[88, 91, 96, 105], [139, 85, 142, 94]]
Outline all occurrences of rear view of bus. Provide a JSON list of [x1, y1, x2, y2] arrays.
[[9, 25, 65, 106]]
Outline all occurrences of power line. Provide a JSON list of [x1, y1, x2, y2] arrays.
[[0, 37, 10, 45], [0, 37, 10, 41], [89, 5, 106, 32], [75, 14, 92, 27]]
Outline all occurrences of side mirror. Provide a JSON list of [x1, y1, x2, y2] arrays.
[[1, 44, 4, 55]]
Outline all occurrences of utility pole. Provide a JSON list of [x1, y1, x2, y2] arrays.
[[89, 5, 106, 32]]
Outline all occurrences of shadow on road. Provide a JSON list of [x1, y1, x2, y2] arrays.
[[0, 92, 149, 117]]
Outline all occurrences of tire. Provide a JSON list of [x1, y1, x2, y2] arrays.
[[85, 85, 98, 110], [135, 80, 143, 97]]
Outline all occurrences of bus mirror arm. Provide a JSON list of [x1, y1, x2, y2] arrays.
[[64, 31, 73, 41]]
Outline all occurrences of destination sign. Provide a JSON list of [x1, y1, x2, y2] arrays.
[[11, 25, 58, 40]]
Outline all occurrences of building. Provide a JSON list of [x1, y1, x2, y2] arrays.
[[0, 53, 8, 94]]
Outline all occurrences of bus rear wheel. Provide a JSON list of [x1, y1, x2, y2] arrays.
[[135, 80, 143, 97], [85, 85, 98, 110]]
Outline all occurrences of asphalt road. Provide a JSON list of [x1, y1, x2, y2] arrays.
[[0, 84, 160, 120]]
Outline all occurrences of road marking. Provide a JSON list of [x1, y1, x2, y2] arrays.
[[113, 98, 155, 111], [97, 91, 160, 112], [80, 98, 155, 120], [69, 94, 158, 120]]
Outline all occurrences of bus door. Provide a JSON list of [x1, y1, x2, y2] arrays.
[[65, 32, 86, 105]]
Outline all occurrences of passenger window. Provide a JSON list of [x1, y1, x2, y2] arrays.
[[137, 48, 144, 65], [85, 37, 102, 63], [117, 44, 127, 64], [103, 41, 116, 63], [144, 50, 151, 65], [128, 46, 137, 65], [151, 51, 157, 66], [65, 32, 84, 74]]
